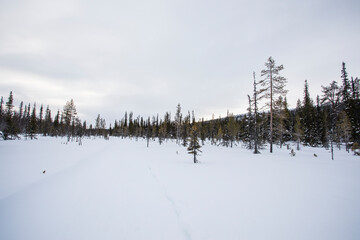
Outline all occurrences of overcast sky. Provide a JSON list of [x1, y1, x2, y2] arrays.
[[0, 0, 359, 125]]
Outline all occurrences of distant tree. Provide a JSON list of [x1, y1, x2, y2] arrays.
[[18, 101, 24, 121], [227, 114, 238, 148], [216, 126, 223, 145], [315, 96, 328, 147], [39, 104, 44, 134], [3, 91, 18, 139], [146, 117, 152, 147], [252, 72, 261, 154], [258, 57, 288, 153], [300, 80, 317, 146], [321, 81, 342, 160], [175, 103, 182, 145], [53, 110, 61, 136], [157, 120, 165, 144], [187, 124, 202, 163], [62, 99, 77, 138], [293, 99, 303, 151], [341, 62, 350, 104], [245, 95, 254, 150], [182, 112, 191, 146], [0, 96, 4, 132], [28, 103, 37, 139], [273, 96, 291, 147], [336, 111, 352, 152], [43, 105, 52, 136], [350, 77, 359, 100]]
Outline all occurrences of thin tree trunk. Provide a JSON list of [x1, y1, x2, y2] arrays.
[[270, 69, 273, 153]]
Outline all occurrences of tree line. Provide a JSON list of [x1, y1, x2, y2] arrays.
[[1, 58, 359, 157]]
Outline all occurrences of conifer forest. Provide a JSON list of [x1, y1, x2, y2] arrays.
[[1, 59, 359, 157]]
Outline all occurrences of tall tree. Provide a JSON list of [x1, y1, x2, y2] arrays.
[[341, 62, 350, 103], [350, 77, 359, 100], [301, 80, 317, 146], [175, 103, 182, 145], [258, 57, 288, 153], [43, 105, 52, 136], [227, 114, 238, 148], [336, 111, 351, 152], [28, 103, 37, 139], [293, 99, 303, 150], [4, 91, 17, 139], [0, 96, 4, 132], [62, 99, 77, 137], [321, 81, 342, 160], [252, 72, 261, 153], [39, 104, 44, 134]]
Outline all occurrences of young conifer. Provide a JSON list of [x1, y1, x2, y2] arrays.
[[187, 124, 202, 164]]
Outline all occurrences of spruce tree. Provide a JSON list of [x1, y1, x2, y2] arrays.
[[175, 103, 182, 145], [43, 106, 52, 136], [336, 111, 351, 152], [39, 104, 44, 134], [294, 99, 303, 151], [258, 57, 288, 153], [187, 124, 202, 164], [28, 103, 37, 139], [0, 96, 4, 132], [301, 80, 317, 146], [62, 99, 77, 138], [341, 62, 350, 104], [245, 95, 254, 150], [227, 114, 238, 148], [4, 91, 17, 139]]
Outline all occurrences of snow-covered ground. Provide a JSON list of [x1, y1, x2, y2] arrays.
[[1, 137, 359, 240]]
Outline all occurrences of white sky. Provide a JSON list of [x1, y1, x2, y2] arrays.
[[0, 0, 359, 125]]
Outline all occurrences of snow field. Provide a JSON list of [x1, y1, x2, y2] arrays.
[[0, 137, 359, 240]]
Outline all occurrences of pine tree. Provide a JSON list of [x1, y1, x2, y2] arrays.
[[341, 62, 350, 103], [28, 103, 37, 139], [187, 124, 202, 164], [273, 96, 290, 147], [4, 91, 17, 139], [336, 111, 351, 152], [301, 80, 317, 146], [0, 96, 4, 133], [43, 106, 52, 136], [321, 81, 342, 160], [62, 99, 77, 138], [216, 126, 223, 145], [39, 104, 44, 134], [350, 77, 359, 100], [294, 99, 303, 151], [182, 112, 190, 146], [258, 57, 288, 153], [252, 72, 261, 153], [53, 110, 60, 136], [245, 94, 254, 150], [227, 114, 238, 148], [175, 103, 182, 145]]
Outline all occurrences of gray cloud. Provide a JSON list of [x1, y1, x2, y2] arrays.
[[1, 0, 359, 125]]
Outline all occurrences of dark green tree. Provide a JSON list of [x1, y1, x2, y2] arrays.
[[300, 80, 317, 146], [3, 91, 18, 139], [28, 103, 37, 139], [187, 124, 202, 164]]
